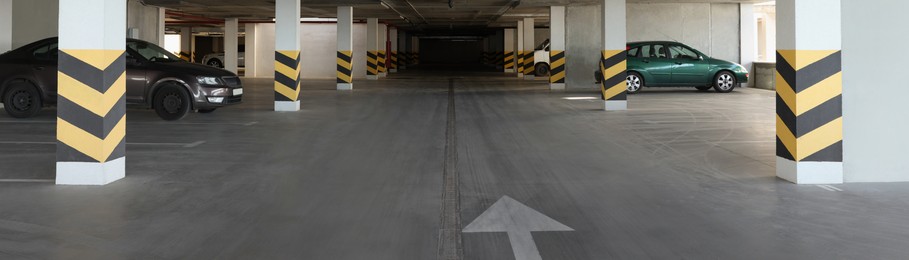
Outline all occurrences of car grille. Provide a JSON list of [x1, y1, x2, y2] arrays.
[[221, 76, 242, 87], [225, 95, 242, 104]]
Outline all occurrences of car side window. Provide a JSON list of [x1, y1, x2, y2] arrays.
[[32, 42, 58, 61], [651, 44, 668, 59], [669, 45, 699, 59], [627, 47, 639, 58]]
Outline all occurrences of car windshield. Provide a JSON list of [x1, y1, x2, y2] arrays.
[[126, 41, 181, 62]]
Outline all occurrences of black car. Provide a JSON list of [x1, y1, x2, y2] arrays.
[[0, 38, 243, 120]]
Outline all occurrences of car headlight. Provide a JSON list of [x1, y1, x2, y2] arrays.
[[197, 76, 222, 85]]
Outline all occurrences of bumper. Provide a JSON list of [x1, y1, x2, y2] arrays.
[[194, 86, 243, 109]]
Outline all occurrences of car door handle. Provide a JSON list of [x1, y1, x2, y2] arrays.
[[33, 66, 45, 71], [674, 62, 684, 65], [642, 60, 650, 63]]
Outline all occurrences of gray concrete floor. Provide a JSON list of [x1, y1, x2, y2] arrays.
[[2, 68, 909, 259]]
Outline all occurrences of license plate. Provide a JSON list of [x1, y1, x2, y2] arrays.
[[232, 88, 243, 96]]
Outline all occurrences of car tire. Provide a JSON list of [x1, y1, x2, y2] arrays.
[[713, 71, 737, 93], [534, 63, 550, 76], [207, 59, 223, 68], [3, 83, 42, 118], [696, 86, 712, 91], [197, 108, 217, 114], [153, 84, 191, 121], [626, 72, 644, 94]]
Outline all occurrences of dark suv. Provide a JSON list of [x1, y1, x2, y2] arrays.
[[0, 38, 243, 120]]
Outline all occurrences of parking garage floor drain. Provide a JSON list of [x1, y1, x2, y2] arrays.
[[438, 79, 463, 260]]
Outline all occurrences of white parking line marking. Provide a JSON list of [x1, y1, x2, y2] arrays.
[[0, 141, 206, 147], [244, 121, 259, 126], [183, 141, 206, 148], [817, 185, 836, 192], [823, 185, 843, 191]]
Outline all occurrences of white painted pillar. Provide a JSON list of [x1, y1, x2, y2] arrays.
[[56, 0, 127, 185], [0, 0, 13, 53], [775, 0, 843, 184], [337, 6, 353, 90], [366, 18, 379, 80], [549, 6, 566, 90], [389, 27, 398, 73], [378, 24, 388, 77], [224, 18, 239, 74], [522, 18, 535, 80], [504, 28, 516, 73], [244, 23, 257, 77], [740, 3, 756, 87], [179, 27, 192, 61], [516, 20, 524, 78], [157, 8, 166, 46], [274, 0, 302, 111], [600, 0, 627, 111]]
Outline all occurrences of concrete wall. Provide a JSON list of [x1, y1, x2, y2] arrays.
[[626, 3, 740, 63], [127, 0, 163, 44], [251, 23, 368, 80], [565, 4, 602, 89], [10, 0, 58, 49], [842, 0, 909, 182]]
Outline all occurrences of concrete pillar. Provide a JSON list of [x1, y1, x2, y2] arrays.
[[495, 30, 504, 70], [224, 18, 239, 74], [56, 0, 127, 185], [398, 31, 407, 70], [366, 18, 379, 80], [274, 0, 302, 111], [740, 3, 756, 87], [0, 0, 11, 53], [504, 29, 516, 73], [522, 18, 535, 80], [549, 6, 567, 90], [517, 20, 524, 78], [337, 6, 353, 90], [378, 24, 388, 77], [599, 0, 627, 111], [244, 23, 257, 77], [775, 0, 843, 184], [411, 36, 420, 65], [157, 8, 165, 46], [179, 27, 192, 61], [389, 27, 398, 73]]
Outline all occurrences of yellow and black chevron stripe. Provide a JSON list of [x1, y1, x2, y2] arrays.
[[600, 50, 627, 101], [57, 50, 126, 163], [776, 50, 842, 162], [550, 50, 565, 84], [390, 51, 398, 70], [495, 52, 504, 66], [274, 50, 301, 102], [412, 52, 419, 64], [367, 51, 379, 76], [377, 50, 387, 73], [517, 51, 524, 73], [523, 51, 535, 75], [337, 50, 353, 84], [504, 51, 515, 69]]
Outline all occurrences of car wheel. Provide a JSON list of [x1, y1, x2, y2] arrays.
[[713, 71, 737, 93], [534, 63, 550, 76], [207, 59, 223, 68], [696, 86, 712, 91], [626, 72, 644, 94], [3, 83, 42, 118], [197, 108, 217, 114], [153, 84, 191, 121]]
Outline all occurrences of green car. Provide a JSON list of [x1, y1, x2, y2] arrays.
[[624, 41, 749, 93]]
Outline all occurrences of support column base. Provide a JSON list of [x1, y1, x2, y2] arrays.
[[550, 83, 566, 90], [777, 157, 843, 184], [275, 100, 301, 112], [505, 69, 515, 73], [400, 66, 407, 70], [517, 73, 524, 78], [380, 72, 387, 77], [524, 75, 535, 80], [337, 83, 353, 91], [367, 75, 379, 80], [603, 100, 627, 111], [56, 157, 126, 185], [389, 69, 398, 73]]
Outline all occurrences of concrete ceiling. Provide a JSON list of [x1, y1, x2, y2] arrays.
[[146, 0, 768, 34]]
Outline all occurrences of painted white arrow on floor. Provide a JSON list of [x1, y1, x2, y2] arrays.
[[463, 196, 574, 260]]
